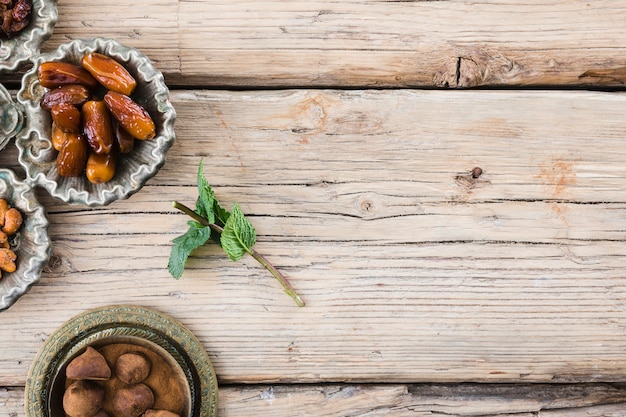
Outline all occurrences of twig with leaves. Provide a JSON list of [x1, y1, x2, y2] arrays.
[[168, 160, 305, 307]]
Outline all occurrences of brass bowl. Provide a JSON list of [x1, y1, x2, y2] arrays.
[[0, 0, 58, 73], [25, 305, 218, 417], [15, 37, 176, 206], [0, 168, 50, 312]]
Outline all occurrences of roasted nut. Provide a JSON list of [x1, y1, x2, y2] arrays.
[[114, 352, 151, 385], [62, 380, 104, 417], [2, 207, 22, 235], [0, 198, 8, 228], [0, 231, 9, 249], [81, 52, 137, 96], [66, 346, 112, 381], [86, 151, 116, 184], [112, 384, 155, 417], [41, 84, 91, 111], [92, 411, 110, 417], [103, 91, 155, 140], [38, 61, 99, 90], [82, 100, 114, 154], [0, 248, 16, 273], [51, 102, 82, 133], [51, 122, 69, 151], [113, 120, 134, 154], [57, 133, 88, 177]]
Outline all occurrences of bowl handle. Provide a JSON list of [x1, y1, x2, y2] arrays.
[[0, 83, 24, 151]]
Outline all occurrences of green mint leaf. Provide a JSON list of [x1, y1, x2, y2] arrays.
[[195, 160, 216, 224], [220, 203, 257, 261], [213, 198, 231, 227], [168, 223, 212, 279]]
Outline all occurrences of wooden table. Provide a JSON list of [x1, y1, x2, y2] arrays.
[[3, 1, 626, 415]]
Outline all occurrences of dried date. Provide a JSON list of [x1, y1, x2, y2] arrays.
[[0, 0, 31, 38], [41, 84, 91, 111], [81, 52, 137, 96], [40, 53, 157, 184], [104, 91, 156, 140], [82, 100, 114, 155], [38, 61, 100, 90], [57, 133, 88, 177]]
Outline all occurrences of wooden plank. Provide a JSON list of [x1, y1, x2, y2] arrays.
[[1, 90, 626, 386], [22, 0, 625, 88], [5, 384, 626, 417]]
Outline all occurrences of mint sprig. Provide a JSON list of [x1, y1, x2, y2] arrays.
[[168, 160, 305, 307]]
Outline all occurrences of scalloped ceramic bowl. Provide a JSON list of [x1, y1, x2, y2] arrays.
[[26, 305, 218, 417], [15, 37, 176, 206], [0, 0, 58, 73], [0, 82, 23, 153], [0, 168, 50, 311]]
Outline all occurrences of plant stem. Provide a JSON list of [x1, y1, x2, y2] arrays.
[[172, 200, 305, 307]]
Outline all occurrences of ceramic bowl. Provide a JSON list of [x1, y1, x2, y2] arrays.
[[15, 37, 176, 206], [0, 0, 58, 73], [0, 82, 23, 153], [0, 168, 50, 311], [26, 305, 218, 417]]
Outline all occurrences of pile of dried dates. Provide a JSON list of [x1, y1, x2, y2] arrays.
[[0, 0, 32, 38], [38, 53, 156, 184]]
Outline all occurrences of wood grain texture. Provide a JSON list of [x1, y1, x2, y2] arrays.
[[25, 0, 626, 88], [1, 89, 626, 388], [4, 383, 626, 417]]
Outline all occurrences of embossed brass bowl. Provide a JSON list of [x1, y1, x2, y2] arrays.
[[25, 305, 218, 417], [0, 168, 50, 312], [15, 37, 176, 206], [0, 0, 58, 73]]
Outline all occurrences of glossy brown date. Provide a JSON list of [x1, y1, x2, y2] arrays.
[[51, 123, 68, 151], [0, 0, 32, 39], [81, 52, 137, 96], [51, 103, 81, 133], [57, 133, 88, 177], [113, 120, 134, 154], [38, 61, 99, 90], [41, 84, 91, 111], [104, 91, 155, 140], [82, 100, 114, 154], [86, 151, 117, 184]]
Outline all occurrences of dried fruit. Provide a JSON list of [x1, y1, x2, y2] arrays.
[[81, 52, 137, 96], [0, 0, 31, 38], [51, 102, 82, 133], [86, 151, 116, 184], [51, 122, 69, 151], [113, 120, 134, 154], [82, 100, 114, 154], [38, 61, 99, 90], [41, 84, 91, 111], [57, 133, 88, 177], [0, 248, 16, 273], [2, 207, 22, 235], [104, 91, 155, 140], [66, 346, 112, 381]]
